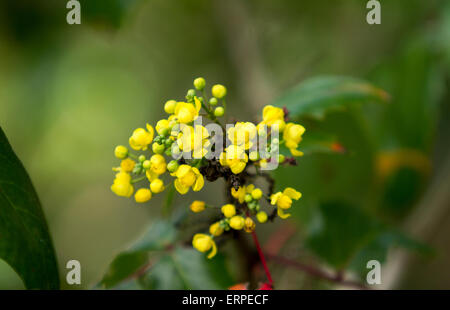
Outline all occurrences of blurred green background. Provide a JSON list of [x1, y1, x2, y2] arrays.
[[0, 0, 449, 289]]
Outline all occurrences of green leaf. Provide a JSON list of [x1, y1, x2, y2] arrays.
[[274, 76, 389, 119], [295, 131, 346, 155], [101, 251, 149, 289], [132, 220, 178, 252], [0, 127, 59, 289], [139, 247, 231, 290], [100, 219, 177, 288]]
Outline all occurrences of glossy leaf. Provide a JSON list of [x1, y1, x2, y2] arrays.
[[100, 219, 177, 288], [0, 127, 59, 289], [138, 247, 231, 290], [274, 76, 389, 119]]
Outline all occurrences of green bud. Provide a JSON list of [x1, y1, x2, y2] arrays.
[[244, 194, 253, 203], [152, 142, 165, 154], [142, 160, 151, 169], [214, 107, 225, 117], [278, 154, 285, 164], [167, 160, 179, 173], [186, 89, 196, 98], [161, 128, 170, 137], [193, 77, 205, 91], [165, 149, 172, 156], [165, 139, 173, 147], [209, 97, 218, 106], [138, 155, 146, 162]]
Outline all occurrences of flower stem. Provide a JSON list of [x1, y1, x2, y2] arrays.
[[251, 230, 273, 287]]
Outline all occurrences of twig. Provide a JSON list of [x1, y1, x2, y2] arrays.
[[251, 231, 273, 287], [266, 254, 368, 290]]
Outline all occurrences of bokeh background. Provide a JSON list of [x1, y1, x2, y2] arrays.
[[0, 0, 449, 289]]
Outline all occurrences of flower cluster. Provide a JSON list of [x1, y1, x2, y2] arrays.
[[111, 77, 306, 259]]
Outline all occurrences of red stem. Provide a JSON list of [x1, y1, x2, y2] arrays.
[[251, 230, 273, 287]]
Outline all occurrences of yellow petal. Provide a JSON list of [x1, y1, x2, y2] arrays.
[[176, 164, 191, 178], [277, 207, 291, 219], [230, 161, 246, 174], [290, 148, 304, 157], [174, 179, 189, 194], [270, 192, 282, 205], [194, 97, 202, 112], [283, 187, 302, 200], [146, 123, 155, 142], [207, 240, 217, 259], [193, 174, 204, 191]]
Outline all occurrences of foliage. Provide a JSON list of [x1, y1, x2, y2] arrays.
[[0, 127, 59, 289]]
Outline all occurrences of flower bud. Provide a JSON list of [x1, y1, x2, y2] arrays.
[[114, 145, 128, 159], [278, 154, 285, 164], [186, 89, 196, 99], [134, 188, 152, 203], [142, 160, 151, 169], [244, 217, 256, 233], [256, 211, 268, 223], [164, 100, 176, 114], [244, 194, 253, 203], [190, 200, 205, 213], [150, 179, 165, 193], [229, 215, 245, 230], [221, 204, 236, 218], [152, 142, 165, 154], [193, 77, 206, 91], [209, 222, 224, 237], [138, 155, 146, 162], [167, 160, 179, 173], [209, 97, 218, 106], [251, 188, 263, 200], [214, 107, 225, 117], [249, 151, 260, 161], [212, 84, 227, 99]]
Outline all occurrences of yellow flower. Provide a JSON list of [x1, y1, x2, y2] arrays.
[[212, 84, 227, 99], [256, 211, 268, 223], [150, 178, 165, 193], [114, 145, 128, 159], [227, 122, 257, 150], [129, 124, 154, 150], [262, 105, 286, 131], [270, 187, 302, 219], [229, 215, 245, 230], [190, 200, 206, 213], [177, 125, 210, 159], [120, 158, 135, 172], [134, 188, 152, 203], [244, 217, 256, 233], [231, 186, 246, 204], [221, 204, 236, 218], [283, 123, 305, 156], [219, 145, 248, 174], [111, 172, 134, 198], [173, 164, 204, 194], [209, 222, 224, 236], [174, 102, 200, 124], [150, 154, 167, 175], [192, 234, 217, 259]]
